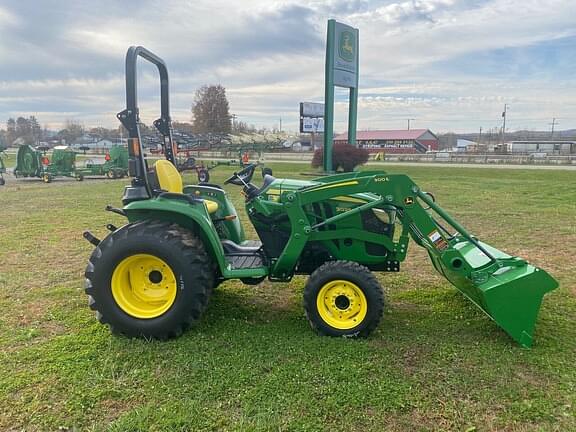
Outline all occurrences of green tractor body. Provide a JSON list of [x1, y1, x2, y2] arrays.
[[83, 46, 557, 347]]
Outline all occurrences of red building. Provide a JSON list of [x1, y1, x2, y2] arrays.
[[334, 129, 439, 153]]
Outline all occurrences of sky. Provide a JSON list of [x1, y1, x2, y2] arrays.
[[0, 0, 574, 134]]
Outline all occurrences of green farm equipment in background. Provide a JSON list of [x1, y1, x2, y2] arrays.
[[83, 47, 558, 348], [77, 145, 129, 179], [14, 145, 82, 183], [0, 148, 6, 186], [176, 156, 232, 183]]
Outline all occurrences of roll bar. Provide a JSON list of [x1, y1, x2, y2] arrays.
[[117, 46, 176, 196]]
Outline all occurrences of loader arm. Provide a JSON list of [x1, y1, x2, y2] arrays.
[[265, 171, 557, 347]]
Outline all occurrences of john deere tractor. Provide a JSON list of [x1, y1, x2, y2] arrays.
[[83, 47, 557, 347]]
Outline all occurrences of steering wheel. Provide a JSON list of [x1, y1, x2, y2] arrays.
[[224, 163, 257, 185]]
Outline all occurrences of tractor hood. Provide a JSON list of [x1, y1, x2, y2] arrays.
[[262, 177, 381, 205]]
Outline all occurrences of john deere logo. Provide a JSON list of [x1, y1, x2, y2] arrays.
[[339, 31, 355, 61]]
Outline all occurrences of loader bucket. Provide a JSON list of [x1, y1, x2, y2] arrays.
[[433, 241, 558, 347]]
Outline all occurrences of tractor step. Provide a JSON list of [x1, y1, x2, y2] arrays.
[[226, 254, 264, 270], [221, 239, 265, 270]]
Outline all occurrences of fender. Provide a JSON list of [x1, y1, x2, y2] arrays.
[[123, 196, 228, 275]]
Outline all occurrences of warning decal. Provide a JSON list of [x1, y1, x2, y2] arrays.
[[428, 230, 448, 251]]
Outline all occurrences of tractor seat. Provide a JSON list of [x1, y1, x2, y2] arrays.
[[154, 160, 219, 214]]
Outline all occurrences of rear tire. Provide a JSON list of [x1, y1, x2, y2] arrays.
[[85, 220, 214, 339], [303, 261, 384, 338], [0, 177, 4, 186]]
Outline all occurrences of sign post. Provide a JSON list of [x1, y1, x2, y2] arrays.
[[323, 19, 359, 172]]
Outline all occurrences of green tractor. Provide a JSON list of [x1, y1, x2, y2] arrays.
[[0, 149, 6, 186], [77, 145, 129, 179], [0, 151, 6, 186], [14, 144, 82, 182], [83, 47, 557, 347]]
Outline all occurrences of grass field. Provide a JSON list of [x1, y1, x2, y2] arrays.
[[0, 162, 574, 431]]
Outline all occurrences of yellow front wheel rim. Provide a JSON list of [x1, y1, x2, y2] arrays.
[[316, 280, 368, 330], [111, 254, 177, 319]]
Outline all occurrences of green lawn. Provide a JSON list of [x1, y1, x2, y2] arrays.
[[0, 163, 574, 431]]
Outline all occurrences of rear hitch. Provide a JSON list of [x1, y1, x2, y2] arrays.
[[83, 231, 101, 247]]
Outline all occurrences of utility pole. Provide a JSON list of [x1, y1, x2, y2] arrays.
[[407, 118, 415, 130], [279, 117, 282, 133], [501, 104, 508, 144], [478, 126, 482, 143], [549, 117, 558, 138]]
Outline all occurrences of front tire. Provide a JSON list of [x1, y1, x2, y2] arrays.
[[303, 261, 384, 338], [84, 220, 214, 339]]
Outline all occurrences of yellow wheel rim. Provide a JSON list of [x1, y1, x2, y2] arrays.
[[111, 254, 177, 319], [316, 280, 368, 330]]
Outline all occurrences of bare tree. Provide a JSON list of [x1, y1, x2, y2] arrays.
[[58, 120, 85, 145], [191, 85, 232, 134]]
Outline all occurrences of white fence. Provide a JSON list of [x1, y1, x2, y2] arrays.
[[189, 151, 576, 166]]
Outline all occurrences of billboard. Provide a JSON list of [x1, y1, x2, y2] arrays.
[[300, 117, 324, 133], [300, 102, 324, 118], [300, 102, 325, 133]]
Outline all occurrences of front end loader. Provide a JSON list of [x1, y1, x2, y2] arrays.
[[83, 47, 557, 347]]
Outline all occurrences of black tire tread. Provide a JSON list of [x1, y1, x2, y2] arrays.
[[303, 260, 384, 338], [84, 220, 214, 339]]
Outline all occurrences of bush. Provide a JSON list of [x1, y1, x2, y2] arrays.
[[311, 143, 369, 172]]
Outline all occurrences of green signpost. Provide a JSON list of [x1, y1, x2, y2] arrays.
[[323, 19, 359, 172]]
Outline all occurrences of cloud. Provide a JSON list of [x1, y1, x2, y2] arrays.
[[0, 0, 574, 132]]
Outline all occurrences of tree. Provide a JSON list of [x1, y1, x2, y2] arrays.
[[6, 118, 16, 145], [312, 143, 369, 172], [16, 117, 32, 142], [29, 116, 42, 142], [172, 121, 194, 134], [191, 85, 231, 134], [232, 120, 257, 134], [89, 126, 115, 141], [58, 120, 84, 145]]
